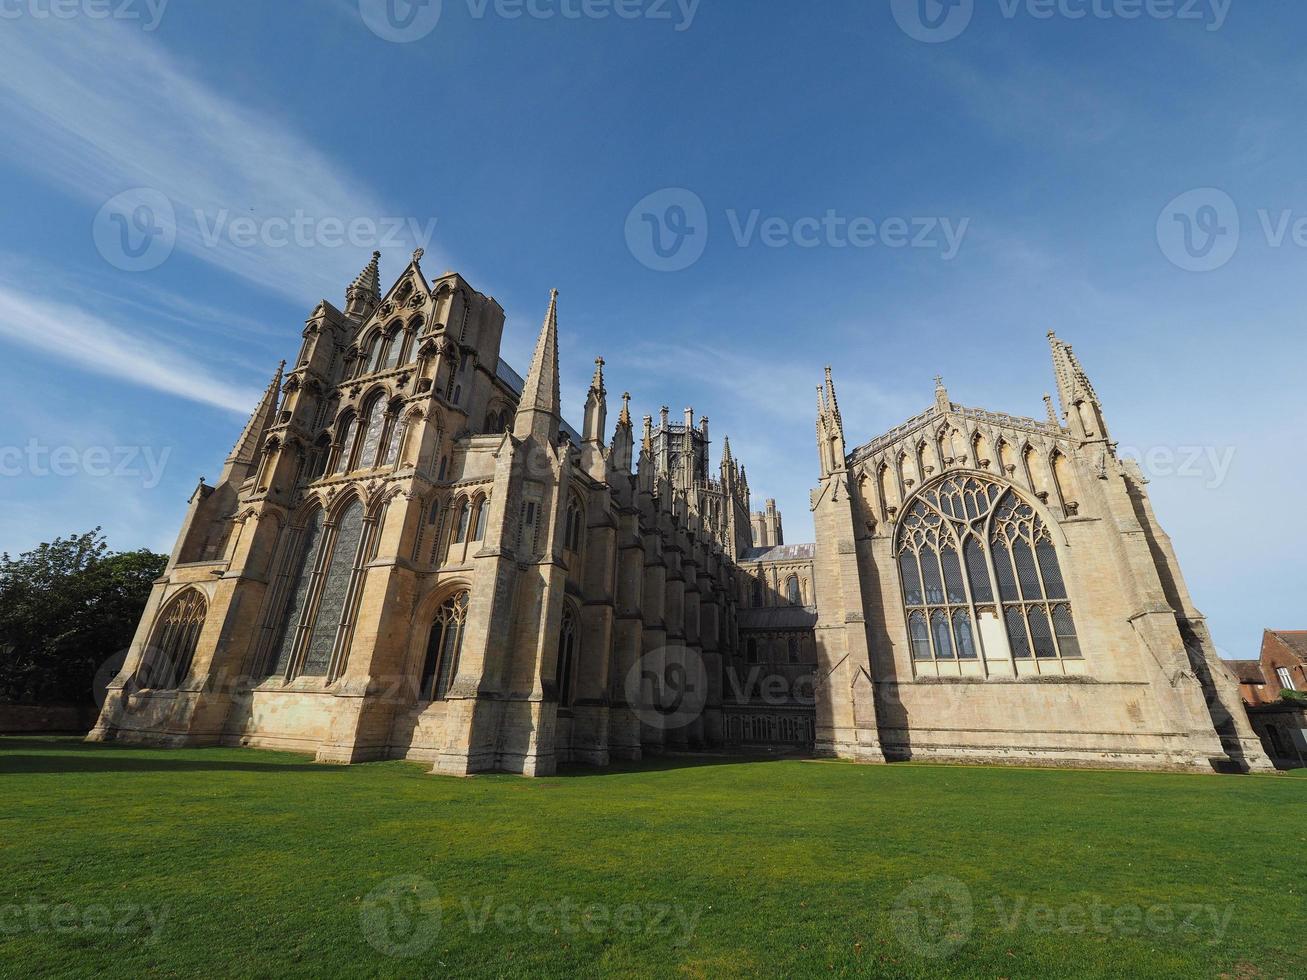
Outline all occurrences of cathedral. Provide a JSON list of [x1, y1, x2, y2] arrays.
[[89, 250, 1272, 774]]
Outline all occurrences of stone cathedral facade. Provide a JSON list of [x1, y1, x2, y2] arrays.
[[90, 251, 1271, 775]]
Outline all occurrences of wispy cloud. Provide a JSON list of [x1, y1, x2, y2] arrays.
[[0, 16, 441, 304], [0, 283, 261, 414]]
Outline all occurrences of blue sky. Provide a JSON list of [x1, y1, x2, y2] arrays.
[[0, 0, 1302, 657]]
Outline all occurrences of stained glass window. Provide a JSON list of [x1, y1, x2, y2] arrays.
[[895, 474, 1081, 664], [302, 501, 365, 677], [268, 509, 324, 677]]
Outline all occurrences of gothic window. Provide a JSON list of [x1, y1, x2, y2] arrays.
[[307, 434, 331, 482], [383, 323, 404, 369], [747, 638, 758, 664], [355, 394, 388, 471], [266, 509, 324, 677], [564, 497, 584, 555], [364, 332, 384, 373], [471, 495, 488, 542], [453, 498, 471, 544], [751, 578, 763, 607], [785, 575, 801, 605], [420, 591, 469, 701], [895, 475, 1081, 665], [333, 412, 358, 474], [377, 406, 405, 469], [139, 590, 207, 689], [438, 456, 449, 481], [301, 500, 366, 676], [787, 636, 799, 663], [556, 606, 578, 708]]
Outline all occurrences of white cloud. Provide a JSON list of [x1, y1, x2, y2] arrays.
[[0, 283, 261, 414], [0, 16, 442, 304]]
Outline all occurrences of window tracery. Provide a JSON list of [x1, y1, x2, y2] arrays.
[[896, 475, 1080, 664]]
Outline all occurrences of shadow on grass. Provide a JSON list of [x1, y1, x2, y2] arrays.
[[0, 736, 332, 774], [554, 750, 804, 778]]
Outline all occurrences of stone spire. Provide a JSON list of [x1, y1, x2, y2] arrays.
[[345, 251, 381, 319], [582, 355, 607, 445], [721, 434, 732, 465], [1048, 331, 1107, 441], [610, 392, 634, 473], [513, 289, 561, 442], [227, 361, 284, 466], [1048, 331, 1100, 415], [641, 414, 653, 455], [824, 365, 844, 440]]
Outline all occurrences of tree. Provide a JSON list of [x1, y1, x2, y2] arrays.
[[0, 529, 166, 706]]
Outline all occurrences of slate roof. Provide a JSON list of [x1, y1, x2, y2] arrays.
[[1224, 659, 1267, 685], [740, 543, 816, 563]]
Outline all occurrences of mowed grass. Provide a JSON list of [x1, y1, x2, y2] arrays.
[[0, 738, 1303, 979]]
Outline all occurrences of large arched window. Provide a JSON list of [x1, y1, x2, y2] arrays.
[[420, 591, 469, 701], [140, 590, 207, 689], [896, 475, 1080, 664], [555, 606, 578, 708]]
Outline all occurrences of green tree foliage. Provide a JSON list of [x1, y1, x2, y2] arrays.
[[0, 529, 165, 705]]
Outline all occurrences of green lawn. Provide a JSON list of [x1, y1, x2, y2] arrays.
[[0, 738, 1303, 979]]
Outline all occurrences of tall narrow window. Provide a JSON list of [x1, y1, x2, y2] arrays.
[[471, 496, 488, 542], [356, 395, 388, 471], [267, 509, 324, 677], [301, 500, 365, 677], [895, 475, 1080, 665], [140, 590, 207, 689], [453, 498, 471, 544], [556, 607, 577, 708], [785, 576, 801, 605], [420, 591, 469, 701]]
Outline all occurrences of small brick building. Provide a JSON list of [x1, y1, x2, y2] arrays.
[[1225, 630, 1307, 768]]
